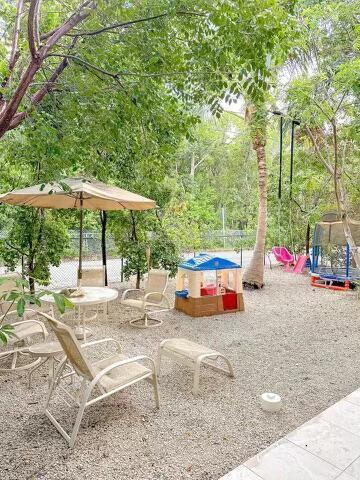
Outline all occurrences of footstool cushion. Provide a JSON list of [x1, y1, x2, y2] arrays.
[[158, 338, 234, 395], [161, 338, 220, 361]]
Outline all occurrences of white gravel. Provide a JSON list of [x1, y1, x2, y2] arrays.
[[1, 268, 359, 480]]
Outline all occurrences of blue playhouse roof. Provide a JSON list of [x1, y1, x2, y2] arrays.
[[179, 253, 241, 271]]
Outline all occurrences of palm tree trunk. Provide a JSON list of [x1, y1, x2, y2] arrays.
[[243, 132, 267, 288]]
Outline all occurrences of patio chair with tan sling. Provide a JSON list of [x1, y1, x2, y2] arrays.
[[36, 312, 160, 448], [121, 269, 171, 328], [81, 266, 107, 321], [0, 308, 49, 372]]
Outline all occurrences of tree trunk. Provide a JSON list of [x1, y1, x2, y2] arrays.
[[306, 123, 360, 269], [28, 257, 36, 295], [136, 270, 141, 289], [243, 133, 267, 288]]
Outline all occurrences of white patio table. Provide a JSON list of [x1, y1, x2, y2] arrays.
[[42, 286, 118, 341]]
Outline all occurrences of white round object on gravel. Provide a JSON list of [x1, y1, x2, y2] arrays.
[[260, 392, 282, 412]]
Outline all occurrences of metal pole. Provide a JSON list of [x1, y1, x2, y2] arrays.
[[221, 206, 226, 249], [278, 115, 283, 199], [290, 121, 295, 199], [100, 210, 108, 286], [346, 243, 350, 277], [78, 194, 84, 286], [290, 120, 300, 199]]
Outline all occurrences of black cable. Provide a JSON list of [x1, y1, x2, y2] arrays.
[[289, 120, 300, 199]]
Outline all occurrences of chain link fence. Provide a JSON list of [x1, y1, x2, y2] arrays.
[[0, 230, 260, 289]]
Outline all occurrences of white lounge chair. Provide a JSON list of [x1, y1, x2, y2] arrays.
[[121, 269, 171, 328], [0, 309, 49, 372], [36, 312, 160, 448]]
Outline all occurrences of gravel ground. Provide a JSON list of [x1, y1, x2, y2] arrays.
[[1, 268, 359, 480]]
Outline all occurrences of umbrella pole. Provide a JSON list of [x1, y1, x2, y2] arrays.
[[78, 195, 84, 286], [100, 210, 108, 286]]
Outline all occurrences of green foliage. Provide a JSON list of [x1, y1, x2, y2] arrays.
[[0, 0, 358, 283], [0, 276, 73, 345], [0, 209, 69, 290], [111, 210, 180, 284]]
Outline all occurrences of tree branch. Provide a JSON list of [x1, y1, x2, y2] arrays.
[[334, 91, 347, 115], [0, 3, 94, 138], [46, 53, 122, 79], [34, 0, 42, 46], [28, 0, 41, 59], [58, 10, 206, 37], [4, 241, 28, 258], [9, 0, 24, 70], [0, 0, 24, 111], [9, 38, 79, 130], [8, 58, 69, 130], [311, 97, 333, 121], [46, 54, 218, 79], [64, 12, 168, 37], [305, 125, 334, 174], [42, 1, 96, 52]]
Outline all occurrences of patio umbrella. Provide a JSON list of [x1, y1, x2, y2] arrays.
[[0, 177, 156, 284]]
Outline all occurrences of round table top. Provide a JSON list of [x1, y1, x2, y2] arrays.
[[28, 341, 63, 356], [41, 286, 119, 306]]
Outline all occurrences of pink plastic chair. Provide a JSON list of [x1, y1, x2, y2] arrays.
[[292, 255, 308, 274], [272, 247, 294, 270]]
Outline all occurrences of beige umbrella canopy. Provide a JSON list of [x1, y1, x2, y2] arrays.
[[0, 177, 156, 284], [0, 177, 156, 210]]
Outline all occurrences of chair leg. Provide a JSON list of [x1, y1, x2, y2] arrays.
[[152, 372, 160, 408], [45, 360, 67, 411], [156, 347, 163, 377], [28, 357, 48, 389], [220, 355, 235, 378], [69, 395, 88, 448], [192, 359, 201, 396], [129, 312, 163, 329], [11, 351, 18, 370]]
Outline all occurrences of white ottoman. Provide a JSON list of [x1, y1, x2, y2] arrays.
[[157, 338, 235, 395]]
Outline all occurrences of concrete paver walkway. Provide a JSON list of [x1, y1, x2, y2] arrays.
[[220, 388, 360, 480]]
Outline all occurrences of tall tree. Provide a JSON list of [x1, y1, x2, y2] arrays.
[[242, 105, 268, 288], [1, 0, 296, 141], [287, 0, 360, 268]]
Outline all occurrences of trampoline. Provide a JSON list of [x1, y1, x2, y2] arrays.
[[311, 213, 360, 290]]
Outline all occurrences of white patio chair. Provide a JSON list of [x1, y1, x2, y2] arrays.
[[81, 267, 105, 287], [0, 308, 49, 372], [81, 267, 106, 321], [121, 269, 171, 328], [0, 272, 22, 315], [36, 311, 160, 448]]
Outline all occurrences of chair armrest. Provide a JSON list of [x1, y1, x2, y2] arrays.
[[10, 318, 49, 339], [144, 292, 170, 308], [91, 355, 156, 389], [121, 289, 141, 302], [81, 338, 121, 352]]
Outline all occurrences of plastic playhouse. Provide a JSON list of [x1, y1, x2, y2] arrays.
[[311, 213, 360, 291], [175, 253, 244, 317]]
